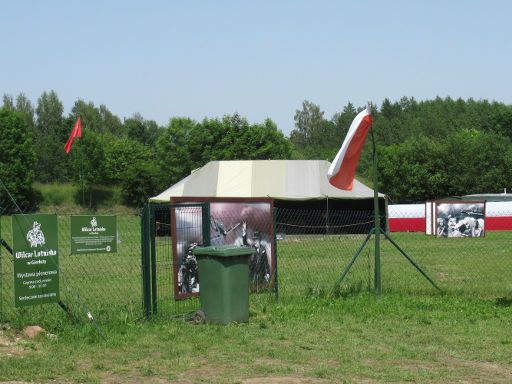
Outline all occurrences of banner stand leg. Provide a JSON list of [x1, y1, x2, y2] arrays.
[[332, 228, 374, 290], [381, 230, 442, 292], [332, 227, 442, 295]]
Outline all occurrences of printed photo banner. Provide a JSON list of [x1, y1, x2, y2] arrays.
[[171, 197, 275, 300], [435, 201, 485, 238]]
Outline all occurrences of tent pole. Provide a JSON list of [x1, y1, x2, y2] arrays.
[[326, 195, 329, 235]]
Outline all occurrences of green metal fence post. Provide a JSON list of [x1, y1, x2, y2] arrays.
[[201, 202, 211, 246], [149, 204, 157, 315], [0, 214, 3, 322], [141, 204, 151, 319], [273, 207, 279, 301]]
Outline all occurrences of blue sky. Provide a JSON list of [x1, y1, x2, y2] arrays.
[[1, 1, 511, 134]]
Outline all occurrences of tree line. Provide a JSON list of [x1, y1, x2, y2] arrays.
[[1, 91, 512, 207], [290, 97, 512, 202], [0, 91, 292, 207]]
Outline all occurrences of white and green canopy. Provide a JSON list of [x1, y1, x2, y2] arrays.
[[150, 160, 384, 202]]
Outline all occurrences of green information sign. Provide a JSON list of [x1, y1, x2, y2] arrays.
[[70, 215, 117, 254], [12, 214, 59, 307]]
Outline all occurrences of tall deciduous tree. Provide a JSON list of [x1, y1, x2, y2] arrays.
[[72, 100, 123, 135], [0, 108, 37, 206], [290, 100, 337, 159], [35, 90, 69, 182], [2, 95, 14, 110], [156, 115, 293, 190], [15, 93, 35, 131], [72, 129, 106, 207], [156, 117, 195, 188], [124, 113, 160, 146]]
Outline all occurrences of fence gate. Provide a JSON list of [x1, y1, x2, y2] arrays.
[[141, 202, 210, 318]]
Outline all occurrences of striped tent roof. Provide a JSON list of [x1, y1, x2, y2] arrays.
[[150, 160, 384, 202]]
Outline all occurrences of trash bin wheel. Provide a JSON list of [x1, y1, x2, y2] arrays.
[[191, 310, 206, 325]]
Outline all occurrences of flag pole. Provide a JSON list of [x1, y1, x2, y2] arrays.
[[79, 116, 85, 207], [332, 102, 440, 296], [80, 139, 84, 207], [370, 102, 381, 295]]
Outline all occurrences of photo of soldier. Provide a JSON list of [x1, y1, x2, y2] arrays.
[[209, 201, 273, 291], [173, 200, 274, 299], [242, 223, 271, 287], [173, 206, 203, 299], [177, 242, 199, 294]]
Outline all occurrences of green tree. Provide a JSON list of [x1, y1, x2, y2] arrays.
[[291, 101, 325, 143], [99, 104, 124, 136], [155, 117, 196, 188], [0, 108, 37, 206], [35, 90, 70, 182], [121, 159, 161, 207], [102, 134, 160, 205], [15, 93, 35, 130], [72, 130, 106, 207], [156, 114, 292, 190], [2, 95, 14, 110], [240, 118, 292, 159], [378, 136, 448, 202], [103, 134, 154, 184], [443, 129, 512, 196], [124, 113, 160, 146], [72, 100, 123, 135]]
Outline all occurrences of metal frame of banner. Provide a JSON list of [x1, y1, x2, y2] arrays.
[[333, 103, 441, 295]]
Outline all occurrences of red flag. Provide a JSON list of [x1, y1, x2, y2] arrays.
[[64, 116, 82, 153], [327, 106, 373, 190]]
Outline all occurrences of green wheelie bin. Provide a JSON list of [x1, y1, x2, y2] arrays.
[[193, 245, 254, 324]]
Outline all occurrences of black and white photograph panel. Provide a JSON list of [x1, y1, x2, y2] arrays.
[[210, 201, 273, 289], [174, 206, 203, 298], [436, 202, 485, 238]]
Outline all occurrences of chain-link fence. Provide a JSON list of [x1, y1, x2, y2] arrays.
[[3, 201, 511, 327], [0, 202, 143, 327], [144, 203, 203, 319], [275, 206, 512, 299]]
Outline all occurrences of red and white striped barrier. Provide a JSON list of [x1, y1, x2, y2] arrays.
[[484, 202, 512, 231], [388, 202, 512, 232], [388, 204, 425, 232]]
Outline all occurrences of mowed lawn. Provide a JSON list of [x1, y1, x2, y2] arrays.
[[1, 294, 511, 383], [277, 231, 512, 298], [1, 214, 512, 382]]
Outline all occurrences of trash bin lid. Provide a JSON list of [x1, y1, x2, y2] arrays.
[[193, 245, 255, 257]]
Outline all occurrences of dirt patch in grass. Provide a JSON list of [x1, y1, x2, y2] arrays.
[[393, 358, 512, 384], [444, 358, 512, 384], [0, 382, 33, 384], [242, 377, 331, 384], [0, 331, 26, 358], [100, 375, 170, 384]]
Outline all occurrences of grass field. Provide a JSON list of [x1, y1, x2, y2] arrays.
[[2, 211, 512, 382], [278, 231, 512, 299], [1, 294, 511, 383]]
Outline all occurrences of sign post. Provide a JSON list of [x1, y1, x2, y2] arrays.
[[70, 215, 117, 255], [12, 214, 59, 307]]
